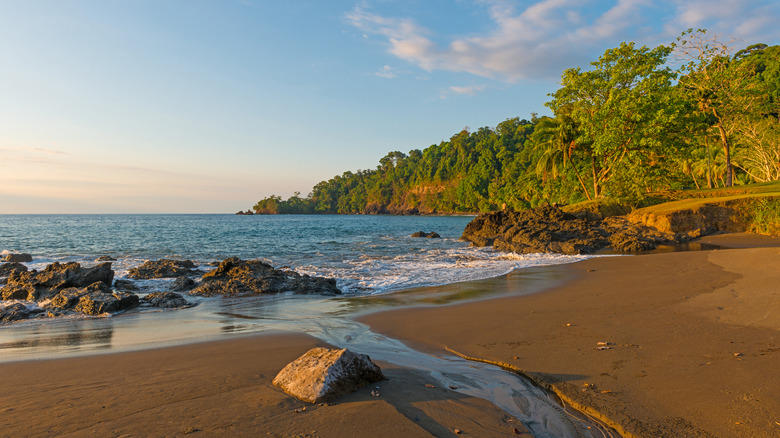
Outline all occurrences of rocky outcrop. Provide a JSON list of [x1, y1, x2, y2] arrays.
[[141, 291, 189, 309], [49, 282, 139, 315], [189, 257, 340, 297], [127, 259, 203, 279], [273, 347, 385, 403], [0, 303, 32, 323], [0, 262, 114, 301], [4, 253, 32, 263], [171, 276, 196, 292], [113, 279, 139, 291], [95, 256, 116, 262], [462, 205, 678, 255], [0, 262, 28, 277], [411, 231, 441, 238]]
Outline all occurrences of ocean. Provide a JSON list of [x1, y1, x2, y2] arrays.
[[0, 214, 611, 437]]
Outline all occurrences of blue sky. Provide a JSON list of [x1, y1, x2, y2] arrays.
[[1, 0, 778, 213]]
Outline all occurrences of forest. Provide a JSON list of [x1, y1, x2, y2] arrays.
[[251, 30, 780, 215]]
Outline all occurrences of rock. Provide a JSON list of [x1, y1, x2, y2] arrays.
[[4, 253, 32, 263], [113, 279, 139, 291], [235, 210, 254, 215], [95, 256, 116, 262], [0, 303, 31, 323], [49, 282, 138, 315], [189, 257, 340, 297], [171, 276, 196, 292], [0, 262, 28, 277], [273, 347, 385, 403], [462, 205, 677, 255], [411, 231, 441, 238], [141, 291, 189, 308], [127, 259, 202, 279], [0, 262, 114, 302]]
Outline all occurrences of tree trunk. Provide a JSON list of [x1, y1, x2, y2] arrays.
[[715, 117, 733, 187]]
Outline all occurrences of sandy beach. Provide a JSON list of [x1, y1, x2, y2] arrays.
[[1, 233, 778, 437], [362, 233, 780, 437]]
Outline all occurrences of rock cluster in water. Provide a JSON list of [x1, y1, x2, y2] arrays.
[[189, 257, 341, 297], [273, 347, 385, 403], [461, 205, 680, 255], [0, 256, 341, 324]]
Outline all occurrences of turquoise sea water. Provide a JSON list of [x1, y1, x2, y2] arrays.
[[0, 214, 614, 437]]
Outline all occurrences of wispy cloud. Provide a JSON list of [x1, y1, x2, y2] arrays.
[[348, 0, 780, 82], [449, 85, 486, 95], [374, 65, 397, 78]]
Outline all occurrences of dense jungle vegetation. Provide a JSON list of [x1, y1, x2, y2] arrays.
[[251, 30, 780, 215]]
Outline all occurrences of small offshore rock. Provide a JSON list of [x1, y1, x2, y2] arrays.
[[0, 303, 32, 323], [4, 253, 32, 263], [273, 347, 385, 403], [95, 256, 116, 262], [127, 259, 202, 279], [171, 276, 196, 292], [411, 231, 441, 238], [113, 279, 139, 291], [0, 262, 28, 277], [142, 291, 189, 309]]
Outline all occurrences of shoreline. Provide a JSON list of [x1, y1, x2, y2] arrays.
[[360, 233, 780, 437], [2, 232, 779, 436]]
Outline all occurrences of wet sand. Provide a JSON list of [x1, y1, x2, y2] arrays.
[[0, 333, 528, 437], [361, 235, 780, 437]]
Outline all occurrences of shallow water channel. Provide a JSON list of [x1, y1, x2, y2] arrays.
[[1, 267, 617, 437]]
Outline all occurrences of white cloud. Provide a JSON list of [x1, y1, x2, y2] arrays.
[[449, 85, 486, 95], [374, 65, 396, 78], [347, 0, 780, 82]]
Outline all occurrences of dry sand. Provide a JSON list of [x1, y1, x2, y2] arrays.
[[0, 334, 527, 437], [361, 237, 780, 438]]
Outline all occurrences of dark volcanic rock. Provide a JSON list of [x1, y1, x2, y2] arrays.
[[0, 262, 28, 277], [462, 205, 678, 255], [411, 231, 441, 238], [0, 262, 114, 301], [95, 256, 116, 262], [0, 303, 31, 323], [4, 253, 32, 263], [142, 291, 189, 309], [171, 276, 196, 292], [190, 257, 341, 297], [49, 282, 138, 316], [113, 279, 139, 291], [127, 259, 202, 279]]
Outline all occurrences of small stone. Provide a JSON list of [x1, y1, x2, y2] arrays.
[[454, 429, 462, 434], [424, 384, 436, 388]]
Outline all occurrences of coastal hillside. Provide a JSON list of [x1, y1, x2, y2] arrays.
[[247, 32, 779, 215]]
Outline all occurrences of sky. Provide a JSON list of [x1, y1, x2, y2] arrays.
[[1, 0, 778, 213]]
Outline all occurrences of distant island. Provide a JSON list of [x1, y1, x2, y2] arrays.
[[242, 30, 779, 217]]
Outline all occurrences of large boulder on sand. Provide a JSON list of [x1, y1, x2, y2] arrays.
[[273, 347, 385, 403], [127, 259, 203, 279], [0, 262, 114, 301], [189, 257, 340, 297]]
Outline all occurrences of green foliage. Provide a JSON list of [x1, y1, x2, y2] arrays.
[[251, 34, 780, 215]]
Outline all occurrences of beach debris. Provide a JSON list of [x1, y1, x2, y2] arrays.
[[424, 383, 436, 388], [449, 384, 459, 390], [513, 427, 522, 434], [733, 352, 743, 357], [454, 429, 462, 434], [565, 323, 572, 327], [596, 342, 613, 350], [273, 347, 385, 403], [4, 253, 32, 263], [370, 389, 380, 397]]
